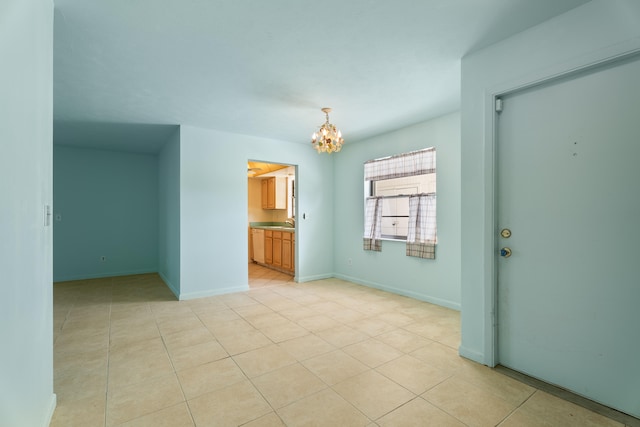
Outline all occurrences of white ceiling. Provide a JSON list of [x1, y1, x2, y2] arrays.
[[53, 0, 591, 152]]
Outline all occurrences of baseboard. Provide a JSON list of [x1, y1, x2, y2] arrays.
[[296, 273, 334, 283], [178, 284, 249, 301], [333, 273, 461, 311], [53, 269, 157, 283], [458, 345, 486, 365], [44, 393, 57, 427], [158, 272, 179, 299]]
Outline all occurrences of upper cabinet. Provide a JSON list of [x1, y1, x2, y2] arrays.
[[261, 177, 287, 210]]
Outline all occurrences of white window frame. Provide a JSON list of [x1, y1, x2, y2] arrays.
[[366, 173, 435, 241]]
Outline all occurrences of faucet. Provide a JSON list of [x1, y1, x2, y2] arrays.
[[285, 218, 295, 228]]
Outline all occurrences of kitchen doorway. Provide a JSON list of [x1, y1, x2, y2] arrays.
[[247, 160, 297, 288]]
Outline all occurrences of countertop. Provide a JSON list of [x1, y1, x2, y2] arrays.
[[250, 222, 295, 232]]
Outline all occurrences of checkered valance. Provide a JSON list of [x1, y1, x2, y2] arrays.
[[364, 147, 435, 181]]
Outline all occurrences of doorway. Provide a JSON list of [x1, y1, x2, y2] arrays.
[[495, 55, 640, 418], [247, 160, 297, 288]]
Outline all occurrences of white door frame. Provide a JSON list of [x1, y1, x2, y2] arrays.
[[483, 47, 640, 368]]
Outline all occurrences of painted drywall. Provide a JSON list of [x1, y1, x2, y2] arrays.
[[460, 0, 640, 365], [333, 112, 461, 309], [53, 146, 159, 282], [158, 127, 181, 296], [178, 125, 333, 299], [0, 0, 55, 425]]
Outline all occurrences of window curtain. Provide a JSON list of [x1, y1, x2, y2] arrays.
[[363, 197, 382, 251], [364, 147, 435, 181], [406, 194, 436, 259]]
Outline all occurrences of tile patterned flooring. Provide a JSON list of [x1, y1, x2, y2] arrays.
[[51, 265, 629, 426]]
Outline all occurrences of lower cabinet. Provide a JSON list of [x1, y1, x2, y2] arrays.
[[273, 231, 282, 267], [282, 233, 292, 270], [263, 230, 294, 273], [265, 230, 273, 264]]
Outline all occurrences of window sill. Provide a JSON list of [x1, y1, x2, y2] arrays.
[[379, 237, 438, 245]]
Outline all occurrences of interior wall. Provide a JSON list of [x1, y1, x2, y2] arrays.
[[158, 128, 181, 296], [53, 145, 159, 282], [0, 0, 55, 425], [332, 112, 461, 309], [179, 125, 333, 300], [460, 0, 640, 365]]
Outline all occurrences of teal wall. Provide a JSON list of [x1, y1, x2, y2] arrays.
[[333, 112, 461, 309], [158, 128, 181, 296], [53, 146, 159, 282], [178, 125, 334, 299], [0, 0, 55, 425], [460, 0, 640, 365]]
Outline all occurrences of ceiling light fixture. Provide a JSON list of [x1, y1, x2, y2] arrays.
[[311, 108, 344, 154]]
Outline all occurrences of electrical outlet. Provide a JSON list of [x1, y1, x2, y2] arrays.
[[100, 256, 107, 262], [348, 258, 352, 266]]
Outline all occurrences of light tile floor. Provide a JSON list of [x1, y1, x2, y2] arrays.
[[50, 267, 630, 426]]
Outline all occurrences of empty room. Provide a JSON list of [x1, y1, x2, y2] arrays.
[[2, 1, 639, 426]]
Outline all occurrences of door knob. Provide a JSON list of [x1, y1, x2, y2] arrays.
[[500, 247, 512, 258]]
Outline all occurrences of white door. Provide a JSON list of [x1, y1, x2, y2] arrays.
[[497, 56, 640, 418]]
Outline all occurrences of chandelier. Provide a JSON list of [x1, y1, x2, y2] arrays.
[[311, 108, 344, 154]]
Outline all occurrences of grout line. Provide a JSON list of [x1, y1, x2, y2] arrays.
[[495, 388, 538, 426]]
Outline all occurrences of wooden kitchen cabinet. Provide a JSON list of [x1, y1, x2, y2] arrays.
[[291, 234, 295, 273], [282, 232, 292, 270], [261, 177, 287, 209], [273, 231, 282, 267], [263, 229, 294, 273], [265, 230, 273, 264]]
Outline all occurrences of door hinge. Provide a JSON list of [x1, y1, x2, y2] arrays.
[[495, 98, 503, 113]]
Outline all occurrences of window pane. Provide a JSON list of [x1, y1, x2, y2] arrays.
[[364, 149, 436, 243], [396, 197, 410, 216]]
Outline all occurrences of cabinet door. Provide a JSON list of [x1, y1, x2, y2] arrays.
[[282, 234, 292, 270], [274, 177, 287, 209], [272, 231, 282, 267], [261, 179, 269, 209], [265, 230, 273, 264], [292, 234, 295, 272], [267, 178, 275, 209]]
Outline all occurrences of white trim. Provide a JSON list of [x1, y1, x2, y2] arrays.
[[178, 284, 249, 300], [458, 346, 485, 364], [334, 273, 460, 311], [53, 269, 157, 283], [296, 273, 333, 283]]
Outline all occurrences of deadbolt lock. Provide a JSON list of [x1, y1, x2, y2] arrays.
[[500, 228, 512, 238], [500, 247, 512, 258]]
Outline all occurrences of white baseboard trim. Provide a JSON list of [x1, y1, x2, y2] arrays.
[[333, 273, 461, 311], [458, 345, 486, 365], [178, 285, 249, 301], [53, 269, 157, 283], [296, 273, 334, 283]]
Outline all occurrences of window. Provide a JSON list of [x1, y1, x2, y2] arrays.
[[363, 148, 437, 259], [369, 174, 436, 239], [287, 176, 295, 219]]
